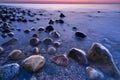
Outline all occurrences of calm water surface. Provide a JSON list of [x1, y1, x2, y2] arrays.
[[1, 3, 120, 11]]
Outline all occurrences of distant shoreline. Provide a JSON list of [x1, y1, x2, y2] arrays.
[[1, 2, 120, 4]]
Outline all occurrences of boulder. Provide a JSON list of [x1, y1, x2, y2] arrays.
[[68, 48, 88, 65], [22, 55, 45, 72], [87, 42, 120, 77], [0, 63, 20, 80]]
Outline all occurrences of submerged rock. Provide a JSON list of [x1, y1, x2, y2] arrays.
[[1, 38, 17, 47], [75, 32, 87, 38], [43, 62, 57, 75], [30, 37, 40, 47], [45, 25, 54, 32], [47, 46, 56, 55], [30, 76, 37, 80], [86, 66, 104, 80], [87, 42, 120, 77], [0, 47, 4, 54], [68, 48, 88, 65], [50, 31, 60, 38], [8, 49, 25, 60], [0, 63, 20, 80], [51, 54, 69, 66], [43, 38, 53, 45], [22, 55, 45, 72]]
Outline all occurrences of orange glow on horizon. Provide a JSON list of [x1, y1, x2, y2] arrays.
[[2, 0, 120, 3]]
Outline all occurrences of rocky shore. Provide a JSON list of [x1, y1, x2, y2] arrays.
[[0, 5, 120, 80]]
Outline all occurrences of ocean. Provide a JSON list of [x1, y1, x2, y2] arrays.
[[0, 3, 120, 11]]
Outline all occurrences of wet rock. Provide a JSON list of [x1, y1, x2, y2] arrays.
[[30, 76, 37, 80], [8, 32, 14, 37], [8, 49, 25, 60], [53, 41, 61, 47], [24, 29, 30, 33], [32, 34, 38, 38], [30, 37, 40, 47], [86, 66, 104, 80], [87, 42, 120, 76], [0, 63, 20, 80], [50, 31, 60, 38], [55, 19, 64, 24], [51, 54, 69, 66], [47, 46, 56, 55], [68, 48, 88, 65], [75, 32, 87, 38], [31, 27, 36, 31], [32, 47, 39, 54], [45, 25, 54, 32], [60, 13, 65, 18], [16, 29, 21, 31], [97, 11, 101, 13], [0, 47, 4, 54], [49, 20, 54, 24], [1, 33, 7, 38], [38, 27, 44, 32], [43, 38, 53, 45], [72, 27, 77, 31], [22, 55, 45, 72], [1, 38, 17, 47]]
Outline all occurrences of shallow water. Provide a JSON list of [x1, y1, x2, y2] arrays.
[[0, 3, 120, 80]]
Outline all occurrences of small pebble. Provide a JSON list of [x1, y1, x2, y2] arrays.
[[32, 34, 38, 38], [53, 41, 61, 47], [43, 38, 53, 45], [0, 47, 4, 54], [60, 13, 65, 18], [86, 66, 104, 80], [55, 19, 64, 24], [8, 32, 14, 37], [31, 27, 36, 31], [47, 46, 56, 55], [32, 47, 39, 54], [50, 31, 60, 38], [75, 32, 87, 38], [49, 20, 54, 24], [1, 33, 7, 38], [38, 27, 44, 32], [16, 29, 21, 31], [30, 37, 40, 47], [45, 25, 54, 32], [24, 29, 30, 33]]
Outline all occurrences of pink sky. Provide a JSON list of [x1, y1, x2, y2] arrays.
[[1, 0, 120, 3]]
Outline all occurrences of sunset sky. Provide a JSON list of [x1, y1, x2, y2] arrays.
[[1, 0, 120, 3]]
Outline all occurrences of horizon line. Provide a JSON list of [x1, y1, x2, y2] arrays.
[[1, 2, 120, 4]]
